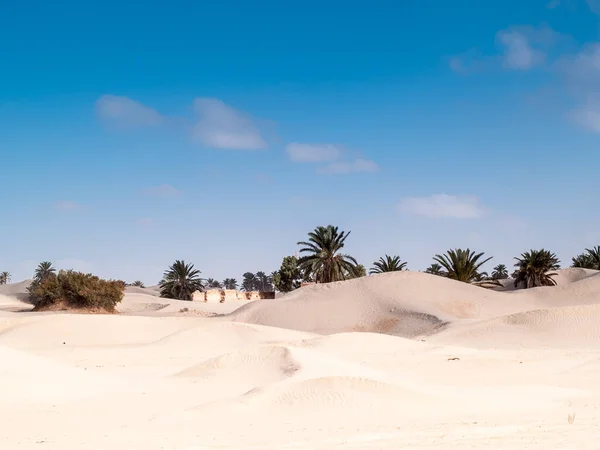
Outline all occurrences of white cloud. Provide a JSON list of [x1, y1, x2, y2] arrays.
[[587, 0, 600, 14], [557, 43, 600, 85], [496, 29, 545, 70], [192, 98, 267, 150], [55, 200, 81, 211], [398, 194, 486, 219], [95, 95, 162, 128], [451, 25, 561, 74], [555, 44, 600, 132], [317, 158, 379, 174], [285, 143, 343, 162], [571, 102, 600, 132], [144, 184, 182, 198]]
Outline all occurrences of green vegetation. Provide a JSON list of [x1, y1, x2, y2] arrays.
[[33, 261, 55, 283], [433, 248, 500, 287], [424, 263, 445, 276], [491, 264, 509, 280], [241, 271, 274, 292], [350, 264, 367, 278], [370, 255, 407, 274], [273, 256, 301, 293], [513, 249, 560, 289], [205, 278, 223, 289], [222, 278, 238, 290], [0, 271, 10, 285], [297, 225, 359, 283], [27, 269, 124, 312], [159, 260, 204, 300], [571, 246, 600, 270], [6, 225, 598, 303]]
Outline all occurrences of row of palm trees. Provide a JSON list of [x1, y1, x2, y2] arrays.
[[295, 225, 599, 289], [157, 261, 278, 301], [4, 233, 599, 300]]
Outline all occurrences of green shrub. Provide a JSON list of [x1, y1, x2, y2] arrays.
[[27, 270, 125, 312]]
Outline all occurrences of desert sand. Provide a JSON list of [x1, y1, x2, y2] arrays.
[[1, 268, 600, 449]]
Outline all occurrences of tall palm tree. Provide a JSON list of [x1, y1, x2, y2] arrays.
[[513, 249, 560, 289], [370, 255, 407, 274], [491, 264, 509, 280], [222, 278, 238, 290], [34, 261, 56, 283], [0, 271, 11, 285], [159, 260, 204, 300], [433, 248, 499, 287], [205, 278, 222, 289], [297, 225, 358, 283], [242, 272, 257, 291], [255, 271, 274, 291], [425, 263, 445, 276]]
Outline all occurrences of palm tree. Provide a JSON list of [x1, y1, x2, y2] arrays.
[[130, 280, 145, 288], [513, 249, 560, 289], [352, 264, 367, 278], [297, 225, 358, 283], [433, 248, 500, 287], [585, 246, 600, 269], [159, 260, 204, 300], [370, 255, 407, 274], [242, 272, 257, 291], [205, 278, 222, 289], [491, 264, 509, 280], [0, 271, 11, 285], [425, 263, 445, 276], [255, 271, 274, 291], [34, 261, 56, 283], [572, 246, 600, 270], [222, 278, 238, 290], [571, 253, 595, 269]]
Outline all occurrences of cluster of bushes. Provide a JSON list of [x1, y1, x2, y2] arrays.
[[27, 268, 125, 312]]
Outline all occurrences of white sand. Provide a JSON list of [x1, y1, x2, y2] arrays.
[[1, 269, 599, 449]]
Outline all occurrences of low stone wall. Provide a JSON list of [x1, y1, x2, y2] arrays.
[[192, 289, 275, 303]]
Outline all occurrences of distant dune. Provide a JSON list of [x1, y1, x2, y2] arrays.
[[0, 268, 599, 448]]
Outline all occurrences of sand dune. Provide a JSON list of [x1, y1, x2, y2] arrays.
[[1, 269, 600, 448]]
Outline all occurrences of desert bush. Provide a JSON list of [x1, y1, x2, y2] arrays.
[[27, 269, 125, 312]]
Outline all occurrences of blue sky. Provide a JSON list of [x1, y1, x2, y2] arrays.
[[2, 0, 600, 284]]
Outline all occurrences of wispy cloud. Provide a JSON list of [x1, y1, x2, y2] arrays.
[[192, 98, 267, 150], [95, 96, 269, 150], [555, 43, 600, 132], [317, 158, 379, 174], [55, 200, 81, 211], [448, 50, 489, 75], [144, 184, 182, 198], [570, 98, 600, 132], [496, 29, 546, 70], [450, 25, 562, 74], [95, 95, 162, 128], [587, 0, 600, 14], [398, 194, 486, 219], [285, 143, 343, 162]]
